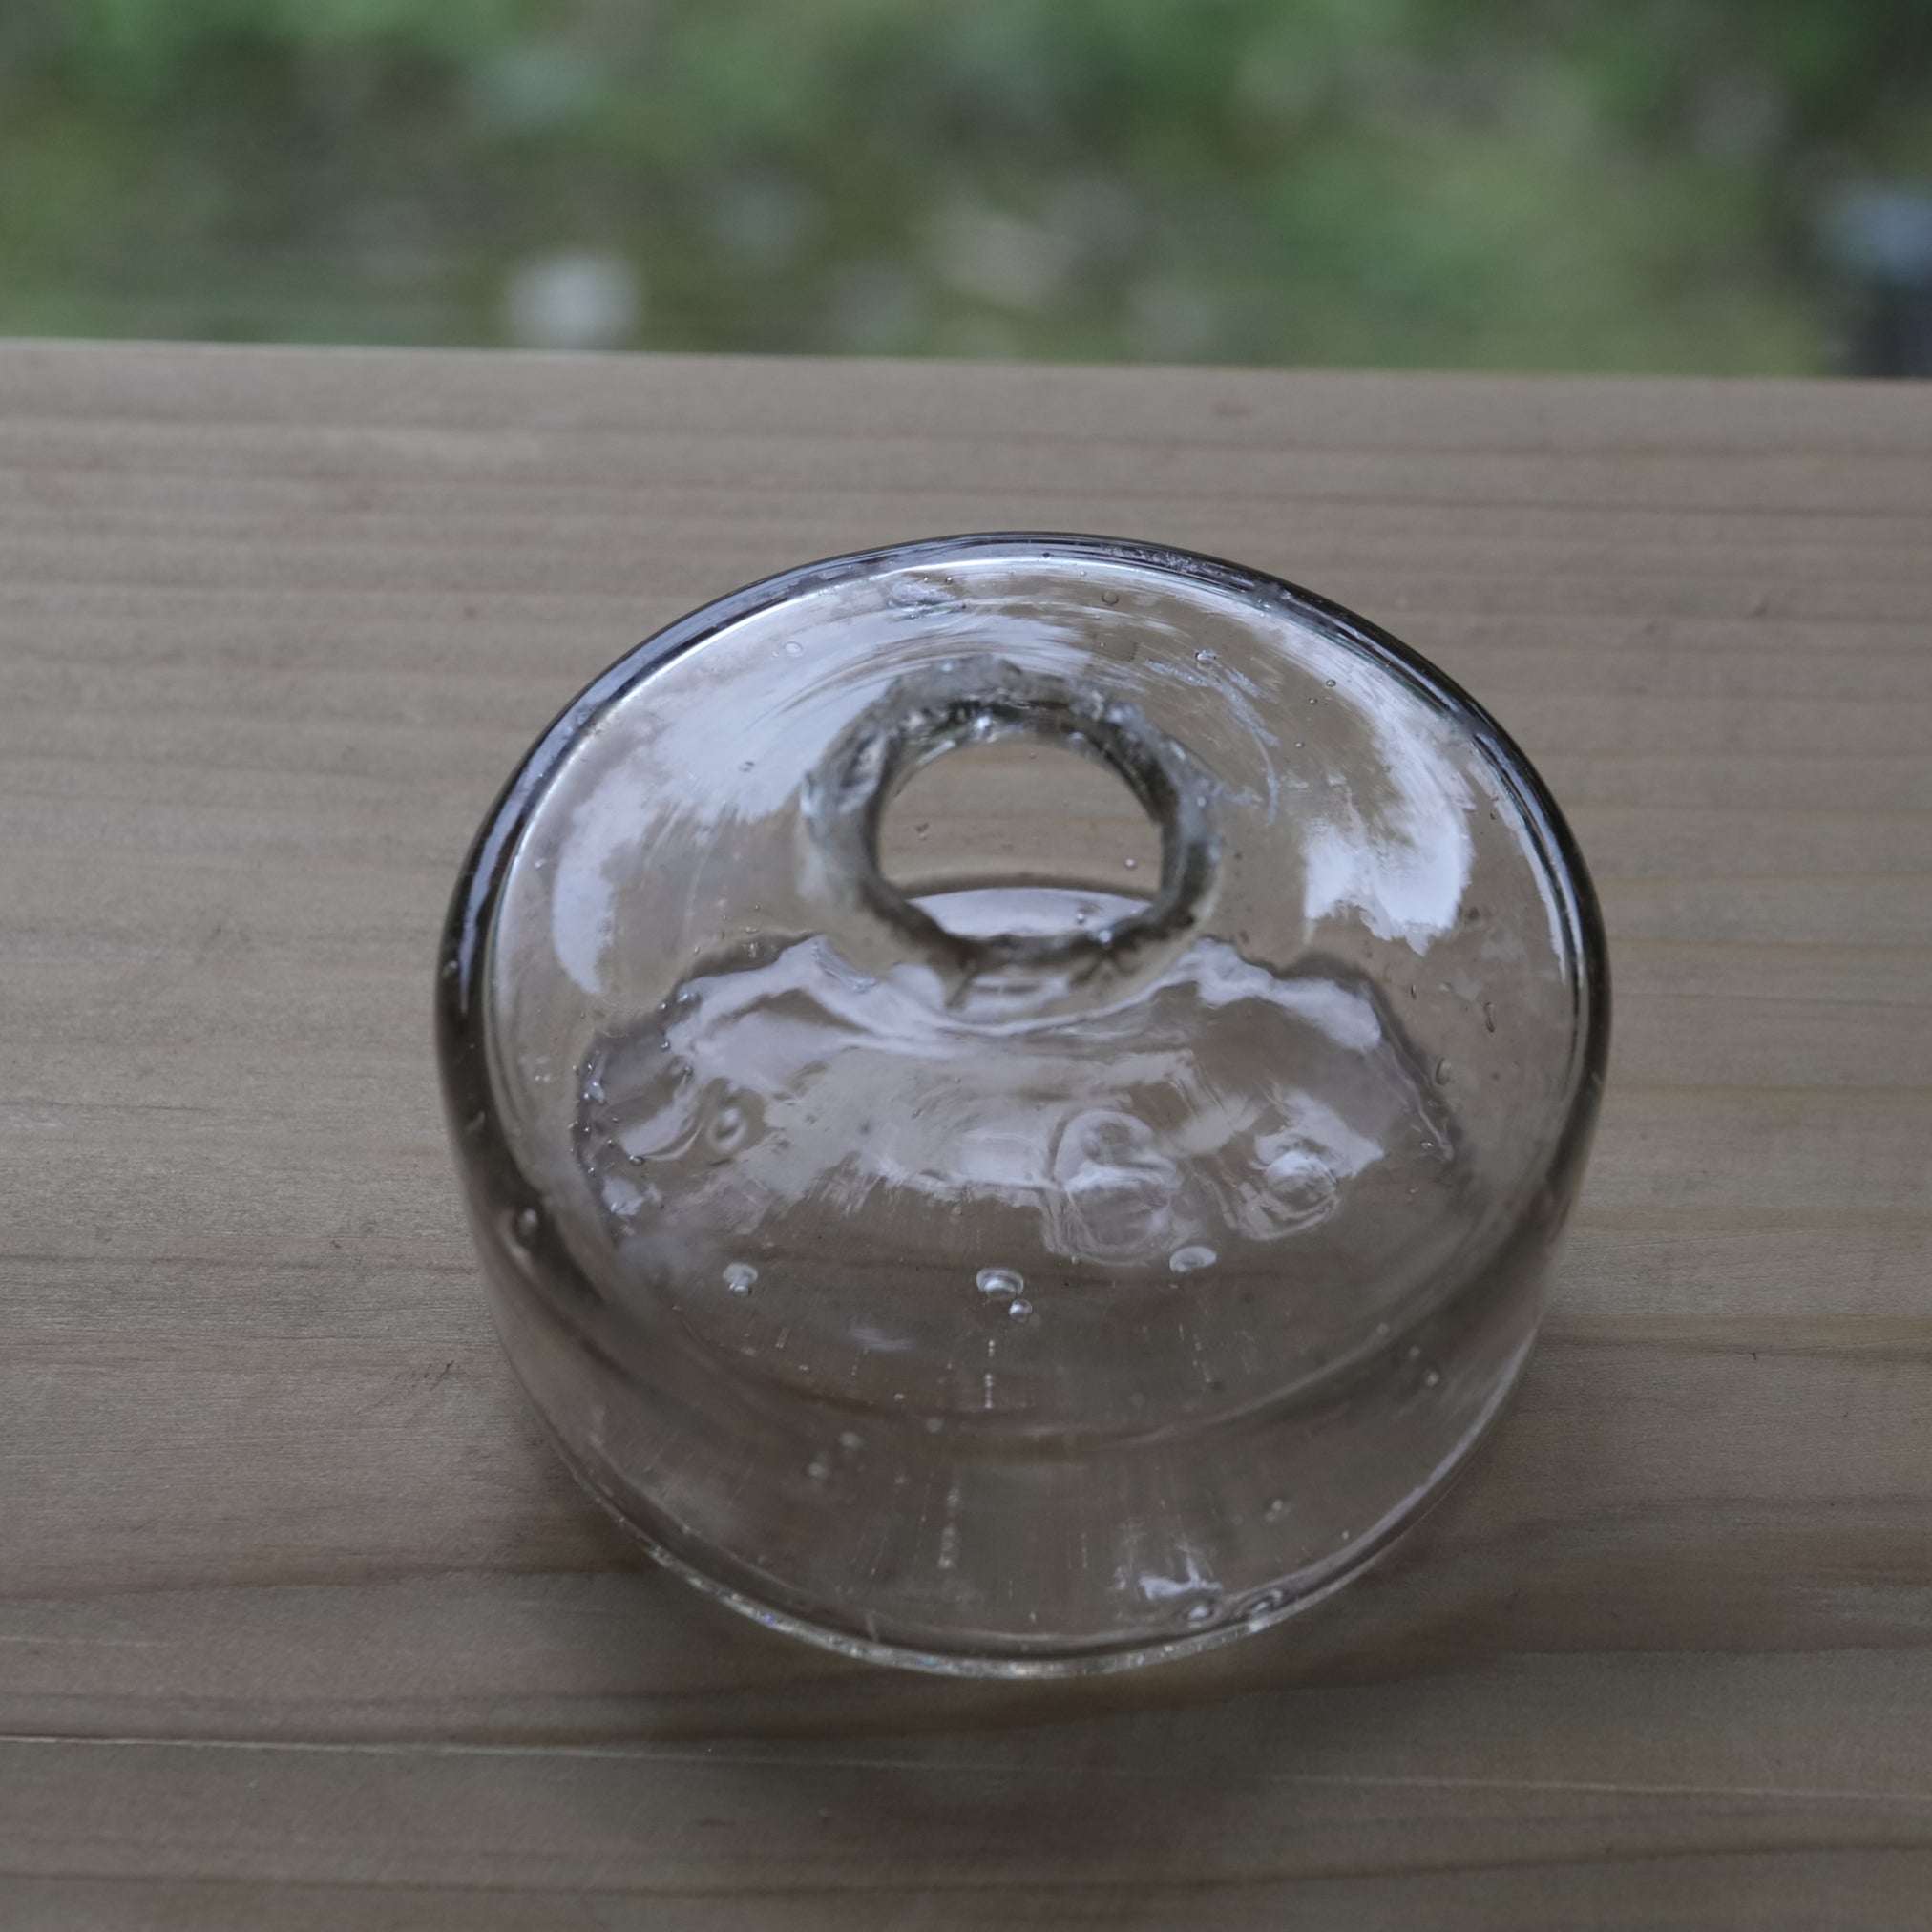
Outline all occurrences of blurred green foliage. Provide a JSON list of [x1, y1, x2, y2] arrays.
[[1, 0, 1927, 368]]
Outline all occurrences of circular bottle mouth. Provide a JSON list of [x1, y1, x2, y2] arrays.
[[804, 657, 1223, 1021]]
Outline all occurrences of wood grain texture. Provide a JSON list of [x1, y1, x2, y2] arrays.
[[1, 340, 1929, 1928]]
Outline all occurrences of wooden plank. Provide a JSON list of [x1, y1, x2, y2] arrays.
[[0, 340, 1928, 1925], [4, 1658, 1932, 1929]]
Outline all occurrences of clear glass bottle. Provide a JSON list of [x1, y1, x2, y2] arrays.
[[438, 535, 1608, 1674]]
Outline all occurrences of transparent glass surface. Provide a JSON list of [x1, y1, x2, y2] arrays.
[[438, 535, 1608, 1674]]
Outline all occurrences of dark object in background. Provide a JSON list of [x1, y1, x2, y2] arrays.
[[1824, 188, 1932, 376]]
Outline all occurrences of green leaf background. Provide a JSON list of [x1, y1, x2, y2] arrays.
[[2, 0, 1926, 367]]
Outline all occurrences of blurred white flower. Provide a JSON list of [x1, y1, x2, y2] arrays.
[[502, 250, 642, 351]]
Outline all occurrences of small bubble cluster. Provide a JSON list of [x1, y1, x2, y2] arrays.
[[888, 578, 961, 618]]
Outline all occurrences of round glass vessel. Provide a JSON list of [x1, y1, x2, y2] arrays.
[[438, 535, 1607, 1675]]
